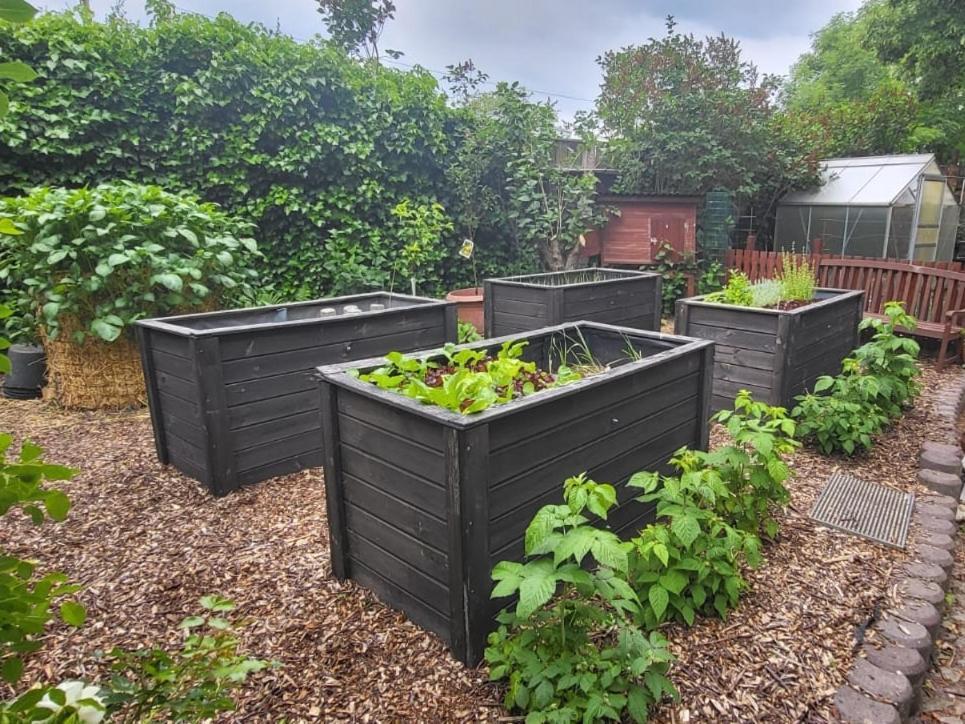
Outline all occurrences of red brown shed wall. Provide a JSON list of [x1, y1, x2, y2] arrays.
[[594, 197, 699, 265]]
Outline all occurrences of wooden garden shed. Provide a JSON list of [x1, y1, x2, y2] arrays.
[[583, 195, 700, 265]]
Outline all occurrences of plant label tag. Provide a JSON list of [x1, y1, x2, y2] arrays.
[[458, 239, 474, 259]]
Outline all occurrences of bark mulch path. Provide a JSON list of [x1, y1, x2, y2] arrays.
[[0, 363, 959, 722]]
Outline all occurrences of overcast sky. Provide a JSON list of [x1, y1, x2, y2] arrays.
[[52, 1, 865, 117]]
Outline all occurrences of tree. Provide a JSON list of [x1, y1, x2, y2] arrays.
[[782, 0, 963, 161], [316, 0, 397, 60], [447, 83, 605, 272], [596, 17, 819, 244], [866, 0, 965, 159]]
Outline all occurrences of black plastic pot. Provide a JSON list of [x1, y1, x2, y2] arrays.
[[2, 344, 46, 400]]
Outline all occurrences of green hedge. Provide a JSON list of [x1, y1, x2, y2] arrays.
[[0, 10, 537, 298]]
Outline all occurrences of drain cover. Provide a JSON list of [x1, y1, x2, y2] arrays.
[[810, 472, 915, 549]]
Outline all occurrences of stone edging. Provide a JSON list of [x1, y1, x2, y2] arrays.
[[834, 378, 965, 723]]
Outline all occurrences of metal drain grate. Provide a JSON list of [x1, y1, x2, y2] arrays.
[[810, 472, 915, 549]]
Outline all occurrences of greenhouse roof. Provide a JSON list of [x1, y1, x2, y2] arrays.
[[781, 154, 939, 207]]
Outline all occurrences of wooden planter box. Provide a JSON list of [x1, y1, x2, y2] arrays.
[[484, 268, 662, 337], [674, 288, 865, 411], [135, 293, 456, 496], [317, 322, 714, 664]]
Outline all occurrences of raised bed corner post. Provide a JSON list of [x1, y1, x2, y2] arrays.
[[136, 325, 168, 466], [482, 279, 495, 338], [452, 424, 492, 665], [319, 377, 349, 580], [193, 336, 238, 497], [697, 343, 715, 449], [444, 304, 459, 343], [772, 313, 793, 407]]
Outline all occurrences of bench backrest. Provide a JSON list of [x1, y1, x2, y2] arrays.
[[816, 258, 965, 326]]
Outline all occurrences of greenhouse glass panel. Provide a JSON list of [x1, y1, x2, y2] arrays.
[[775, 206, 811, 251], [809, 206, 847, 254], [887, 206, 914, 259], [841, 207, 888, 257]]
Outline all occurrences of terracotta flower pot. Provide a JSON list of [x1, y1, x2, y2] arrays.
[[445, 286, 484, 332]]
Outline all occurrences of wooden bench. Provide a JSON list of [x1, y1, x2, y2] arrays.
[[816, 258, 965, 370]]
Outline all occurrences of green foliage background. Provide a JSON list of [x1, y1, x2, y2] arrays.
[[0, 10, 538, 299]]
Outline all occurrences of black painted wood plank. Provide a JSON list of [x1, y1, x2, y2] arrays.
[[338, 390, 444, 452], [227, 390, 317, 430], [150, 348, 195, 380], [345, 502, 448, 585], [218, 308, 450, 360], [338, 415, 446, 485], [339, 446, 448, 517], [232, 410, 320, 450], [685, 322, 778, 353], [225, 370, 316, 407], [342, 473, 448, 552], [346, 535, 450, 616], [235, 429, 318, 473], [350, 561, 450, 642]]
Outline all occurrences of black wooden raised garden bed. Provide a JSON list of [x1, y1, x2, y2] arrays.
[[135, 293, 456, 496], [316, 321, 714, 664], [674, 288, 865, 411], [483, 268, 662, 337]]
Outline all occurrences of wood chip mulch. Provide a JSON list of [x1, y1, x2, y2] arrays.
[[0, 362, 959, 722]]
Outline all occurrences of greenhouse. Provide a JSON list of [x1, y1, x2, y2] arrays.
[[774, 154, 960, 261]]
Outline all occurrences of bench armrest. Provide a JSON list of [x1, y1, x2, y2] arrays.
[[944, 308, 965, 333]]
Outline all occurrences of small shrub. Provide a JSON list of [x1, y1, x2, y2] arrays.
[[749, 279, 782, 308], [705, 271, 753, 307], [627, 466, 760, 627], [0, 183, 261, 343], [486, 474, 677, 723], [777, 254, 816, 302], [104, 595, 270, 722], [792, 301, 921, 455], [391, 198, 453, 296]]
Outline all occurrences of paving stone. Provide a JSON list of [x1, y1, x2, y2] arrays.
[[920, 442, 964, 476], [899, 578, 945, 608], [834, 685, 901, 724], [863, 643, 928, 688], [876, 616, 933, 659], [919, 492, 960, 510], [918, 469, 964, 498], [920, 531, 956, 551], [918, 516, 958, 535], [894, 599, 943, 638], [914, 543, 956, 572], [917, 501, 959, 520], [903, 561, 949, 589], [848, 659, 914, 718]]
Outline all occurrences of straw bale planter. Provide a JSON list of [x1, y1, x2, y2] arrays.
[[316, 321, 714, 664], [674, 288, 865, 410], [136, 293, 455, 496], [483, 268, 662, 337], [41, 321, 145, 410]]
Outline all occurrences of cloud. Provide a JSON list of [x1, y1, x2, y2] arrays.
[[65, 0, 864, 117]]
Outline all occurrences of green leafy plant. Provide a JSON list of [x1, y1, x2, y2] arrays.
[[701, 392, 798, 538], [357, 340, 581, 414], [103, 595, 270, 722], [851, 301, 921, 417], [391, 198, 453, 296], [777, 254, 816, 302], [0, 183, 261, 343], [705, 270, 754, 307], [486, 475, 677, 723], [642, 244, 723, 316], [627, 466, 760, 627], [0, 431, 84, 687], [457, 320, 481, 343], [624, 392, 794, 625], [792, 301, 920, 455], [792, 376, 888, 455]]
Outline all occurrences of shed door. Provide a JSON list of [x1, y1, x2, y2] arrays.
[[600, 203, 652, 265], [651, 214, 688, 257]]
